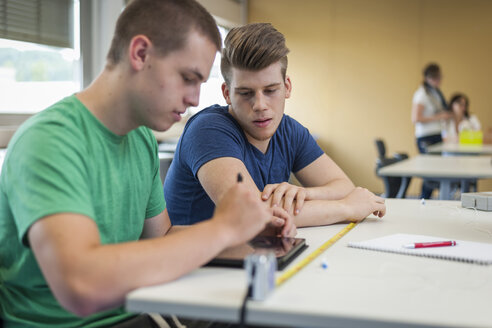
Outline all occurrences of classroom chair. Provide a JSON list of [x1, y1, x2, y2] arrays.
[[374, 139, 411, 198]]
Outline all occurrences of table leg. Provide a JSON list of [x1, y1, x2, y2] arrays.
[[396, 177, 410, 199], [439, 180, 452, 200], [461, 179, 468, 194]]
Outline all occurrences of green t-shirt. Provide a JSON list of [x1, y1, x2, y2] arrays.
[[0, 95, 166, 327]]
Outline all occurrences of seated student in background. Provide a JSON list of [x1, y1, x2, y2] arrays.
[[442, 93, 481, 143], [0, 1, 293, 327], [164, 23, 386, 228]]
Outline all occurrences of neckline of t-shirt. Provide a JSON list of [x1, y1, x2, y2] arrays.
[[249, 141, 273, 160], [71, 94, 128, 144]]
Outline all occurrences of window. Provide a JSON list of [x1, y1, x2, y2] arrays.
[[0, 0, 80, 114], [188, 25, 229, 115]]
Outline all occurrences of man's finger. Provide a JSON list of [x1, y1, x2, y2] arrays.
[[283, 189, 297, 213], [272, 185, 289, 206], [294, 189, 306, 215], [262, 184, 277, 200], [272, 216, 285, 226], [272, 207, 295, 237]]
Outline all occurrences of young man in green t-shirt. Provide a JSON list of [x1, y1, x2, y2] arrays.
[[0, 1, 293, 327]]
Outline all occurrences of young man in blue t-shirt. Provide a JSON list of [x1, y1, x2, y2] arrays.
[[164, 23, 387, 227]]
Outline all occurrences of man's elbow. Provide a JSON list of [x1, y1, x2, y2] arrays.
[[54, 277, 112, 317], [346, 179, 356, 189], [65, 300, 99, 318], [336, 178, 355, 193]]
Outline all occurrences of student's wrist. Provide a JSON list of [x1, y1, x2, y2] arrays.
[[336, 199, 353, 221], [207, 216, 234, 248], [304, 188, 315, 200]]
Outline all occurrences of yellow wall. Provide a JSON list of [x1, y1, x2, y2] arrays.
[[249, 0, 492, 195]]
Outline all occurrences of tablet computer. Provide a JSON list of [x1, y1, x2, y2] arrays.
[[205, 236, 308, 270]]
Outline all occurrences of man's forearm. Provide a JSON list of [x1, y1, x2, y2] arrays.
[[80, 220, 230, 313], [291, 199, 351, 227], [31, 218, 231, 317], [291, 187, 385, 227], [306, 178, 355, 201]]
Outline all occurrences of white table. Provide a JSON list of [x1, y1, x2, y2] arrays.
[[378, 155, 492, 200], [427, 143, 492, 156], [126, 199, 492, 328], [0, 148, 6, 174]]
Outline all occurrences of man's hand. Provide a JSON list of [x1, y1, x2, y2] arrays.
[[339, 187, 386, 221], [262, 206, 297, 237], [212, 183, 272, 247], [262, 182, 307, 215]]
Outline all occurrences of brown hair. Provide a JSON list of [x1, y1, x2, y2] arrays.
[[106, 0, 221, 66], [423, 63, 441, 80], [221, 23, 290, 86], [447, 93, 470, 118]]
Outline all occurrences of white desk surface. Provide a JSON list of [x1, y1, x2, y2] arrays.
[[0, 148, 6, 174], [126, 199, 492, 328], [158, 152, 174, 160], [427, 143, 492, 155], [378, 154, 492, 179]]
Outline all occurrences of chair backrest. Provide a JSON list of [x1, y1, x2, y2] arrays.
[[375, 139, 386, 160], [374, 138, 411, 198]]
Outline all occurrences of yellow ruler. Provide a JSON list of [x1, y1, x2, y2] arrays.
[[276, 222, 358, 287]]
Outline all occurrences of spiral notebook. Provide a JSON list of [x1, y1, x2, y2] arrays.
[[348, 233, 492, 265]]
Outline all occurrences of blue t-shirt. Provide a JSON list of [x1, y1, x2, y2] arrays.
[[164, 105, 323, 225]]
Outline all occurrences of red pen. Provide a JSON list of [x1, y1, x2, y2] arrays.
[[403, 240, 457, 249]]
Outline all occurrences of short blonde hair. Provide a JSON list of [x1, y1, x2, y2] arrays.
[[221, 23, 289, 85]]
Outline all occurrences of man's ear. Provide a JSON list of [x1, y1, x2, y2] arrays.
[[284, 76, 292, 99], [221, 82, 232, 105], [128, 35, 152, 71]]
